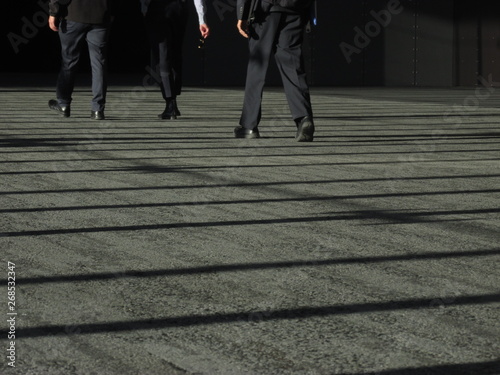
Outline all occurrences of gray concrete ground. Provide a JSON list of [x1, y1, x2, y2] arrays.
[[0, 78, 499, 375]]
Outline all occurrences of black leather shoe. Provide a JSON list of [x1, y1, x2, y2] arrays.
[[234, 125, 260, 139], [48, 99, 70, 117], [295, 116, 315, 142], [90, 110, 105, 120], [158, 99, 177, 120]]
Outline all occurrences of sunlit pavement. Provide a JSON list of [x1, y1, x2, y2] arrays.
[[1, 79, 499, 374]]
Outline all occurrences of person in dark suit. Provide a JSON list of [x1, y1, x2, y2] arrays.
[[48, 0, 115, 120], [235, 0, 315, 141], [140, 0, 210, 119]]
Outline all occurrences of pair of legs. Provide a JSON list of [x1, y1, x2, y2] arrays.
[[56, 20, 110, 113], [145, 0, 189, 119], [239, 11, 313, 131]]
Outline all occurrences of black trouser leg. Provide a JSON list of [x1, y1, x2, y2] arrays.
[[86, 23, 110, 111], [239, 13, 281, 129], [274, 13, 312, 121], [57, 20, 87, 107]]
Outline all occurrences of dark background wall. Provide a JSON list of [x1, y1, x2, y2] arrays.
[[2, 0, 500, 87]]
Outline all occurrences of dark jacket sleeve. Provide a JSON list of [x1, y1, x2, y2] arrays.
[[48, 0, 60, 17], [48, 0, 71, 17], [237, 0, 251, 20]]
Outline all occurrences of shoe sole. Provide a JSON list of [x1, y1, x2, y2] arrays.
[[234, 133, 260, 139], [296, 134, 313, 142], [50, 108, 70, 118]]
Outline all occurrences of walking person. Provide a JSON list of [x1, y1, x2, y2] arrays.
[[235, 0, 315, 141], [48, 0, 115, 120], [140, 0, 210, 119]]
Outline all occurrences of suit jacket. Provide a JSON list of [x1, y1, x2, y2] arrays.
[[48, 0, 114, 24], [237, 0, 310, 20]]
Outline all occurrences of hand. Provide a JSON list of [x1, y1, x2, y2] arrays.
[[199, 24, 210, 39], [48, 16, 59, 32], [237, 20, 249, 38]]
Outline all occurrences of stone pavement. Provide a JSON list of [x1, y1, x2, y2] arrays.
[[0, 78, 499, 374]]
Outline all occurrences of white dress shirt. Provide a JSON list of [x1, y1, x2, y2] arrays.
[[140, 0, 207, 24]]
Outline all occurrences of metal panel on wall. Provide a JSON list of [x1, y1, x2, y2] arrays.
[[455, 3, 479, 86], [361, 0, 391, 86], [318, 0, 365, 86], [415, 0, 454, 86], [384, 0, 417, 86], [479, 2, 500, 85]]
